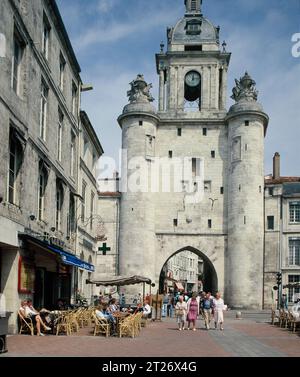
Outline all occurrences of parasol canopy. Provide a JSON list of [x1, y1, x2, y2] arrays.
[[86, 275, 152, 287]]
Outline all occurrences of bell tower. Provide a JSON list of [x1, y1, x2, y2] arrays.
[[156, 0, 230, 116]]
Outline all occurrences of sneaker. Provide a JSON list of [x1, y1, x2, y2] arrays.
[[38, 333, 45, 336], [44, 326, 52, 331]]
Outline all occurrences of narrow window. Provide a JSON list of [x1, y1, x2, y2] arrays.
[[70, 132, 76, 177], [57, 109, 63, 161], [208, 219, 212, 229], [72, 81, 78, 116], [42, 15, 50, 59], [169, 151, 173, 158], [8, 129, 23, 204], [173, 219, 178, 227], [244, 216, 247, 225], [59, 53, 65, 92], [259, 185, 262, 193], [56, 182, 64, 231], [211, 151, 215, 158], [268, 187, 274, 196], [220, 187, 224, 195], [245, 144, 248, 151], [239, 184, 241, 192], [290, 202, 300, 223], [139, 121, 143, 126], [267, 216, 274, 230], [245, 120, 249, 126], [38, 162, 48, 221], [177, 128, 182, 136], [204, 181, 211, 193], [40, 80, 48, 141], [289, 239, 300, 266], [12, 34, 24, 95], [81, 181, 87, 222], [203, 128, 207, 136]]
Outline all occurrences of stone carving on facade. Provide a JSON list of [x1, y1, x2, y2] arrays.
[[231, 72, 258, 102], [127, 74, 155, 103]]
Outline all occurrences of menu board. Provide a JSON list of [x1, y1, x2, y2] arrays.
[[18, 257, 35, 294]]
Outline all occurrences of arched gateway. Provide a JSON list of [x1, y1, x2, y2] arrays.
[[159, 247, 218, 295]]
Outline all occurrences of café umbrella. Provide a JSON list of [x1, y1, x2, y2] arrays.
[[86, 275, 154, 302]]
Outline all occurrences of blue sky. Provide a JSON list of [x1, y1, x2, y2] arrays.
[[57, 0, 300, 176]]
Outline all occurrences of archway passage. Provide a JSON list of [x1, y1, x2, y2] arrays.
[[159, 247, 218, 295]]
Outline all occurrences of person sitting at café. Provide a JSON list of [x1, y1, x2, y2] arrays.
[[96, 304, 116, 324], [109, 298, 119, 313], [142, 300, 152, 319], [19, 300, 51, 336]]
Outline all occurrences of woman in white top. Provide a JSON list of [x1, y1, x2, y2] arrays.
[[175, 296, 188, 331], [19, 300, 51, 336], [213, 292, 227, 331]]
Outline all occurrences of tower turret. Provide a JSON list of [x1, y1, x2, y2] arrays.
[[226, 72, 269, 309], [118, 75, 159, 296]]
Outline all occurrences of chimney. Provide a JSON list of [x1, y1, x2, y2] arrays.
[[273, 152, 280, 180]]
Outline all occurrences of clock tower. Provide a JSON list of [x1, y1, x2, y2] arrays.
[[156, 0, 230, 115], [118, 0, 268, 309]]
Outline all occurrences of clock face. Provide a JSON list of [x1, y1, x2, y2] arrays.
[[185, 71, 201, 87]]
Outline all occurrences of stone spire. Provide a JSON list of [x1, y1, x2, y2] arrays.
[[231, 72, 258, 103], [185, 0, 202, 15]]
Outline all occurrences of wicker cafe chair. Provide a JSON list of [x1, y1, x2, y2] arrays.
[[55, 314, 72, 336], [119, 315, 136, 338], [18, 310, 35, 336], [93, 314, 110, 337]]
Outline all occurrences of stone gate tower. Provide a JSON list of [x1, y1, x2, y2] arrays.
[[117, 0, 268, 309]]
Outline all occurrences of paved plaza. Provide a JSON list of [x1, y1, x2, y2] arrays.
[[1, 312, 300, 358]]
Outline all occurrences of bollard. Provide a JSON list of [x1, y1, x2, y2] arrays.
[[236, 311, 242, 320]]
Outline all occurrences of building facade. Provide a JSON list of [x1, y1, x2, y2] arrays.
[[117, 0, 268, 309], [76, 111, 103, 304], [264, 153, 300, 308], [95, 177, 120, 287], [0, 0, 97, 332]]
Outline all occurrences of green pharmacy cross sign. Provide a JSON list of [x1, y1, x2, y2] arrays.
[[98, 243, 111, 256]]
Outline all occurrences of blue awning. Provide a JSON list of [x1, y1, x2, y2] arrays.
[[21, 234, 95, 272], [46, 244, 95, 272]]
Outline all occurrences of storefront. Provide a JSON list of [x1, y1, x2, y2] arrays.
[[18, 234, 94, 310]]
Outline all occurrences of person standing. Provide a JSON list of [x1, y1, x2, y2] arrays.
[[213, 292, 227, 331], [186, 292, 200, 331], [201, 292, 214, 330], [175, 296, 187, 331]]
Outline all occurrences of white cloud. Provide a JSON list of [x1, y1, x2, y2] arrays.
[[97, 0, 117, 14], [73, 6, 180, 50]]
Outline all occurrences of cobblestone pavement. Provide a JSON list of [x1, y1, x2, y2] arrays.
[[1, 316, 300, 357]]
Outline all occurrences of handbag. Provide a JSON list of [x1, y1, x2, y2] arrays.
[[175, 308, 184, 316]]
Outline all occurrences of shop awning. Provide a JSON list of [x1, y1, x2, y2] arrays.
[[19, 234, 95, 272], [175, 282, 185, 291]]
